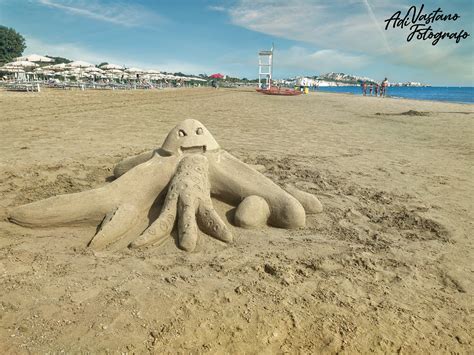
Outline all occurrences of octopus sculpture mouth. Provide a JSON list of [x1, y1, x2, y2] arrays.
[[180, 145, 206, 154], [7, 119, 322, 252]]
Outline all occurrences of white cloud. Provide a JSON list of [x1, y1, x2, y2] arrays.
[[275, 47, 370, 74], [227, 0, 390, 54], [36, 0, 165, 27], [223, 0, 473, 84], [25, 36, 113, 64], [390, 41, 474, 84]]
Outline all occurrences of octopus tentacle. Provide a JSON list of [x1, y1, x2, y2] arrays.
[[130, 186, 179, 248], [284, 184, 323, 214], [8, 187, 113, 227], [209, 151, 305, 228], [177, 194, 198, 251], [8, 154, 179, 234], [197, 202, 232, 242], [130, 154, 232, 252], [113, 149, 158, 178], [88, 204, 139, 250]]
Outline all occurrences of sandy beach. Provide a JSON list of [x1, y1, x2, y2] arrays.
[[0, 87, 472, 353]]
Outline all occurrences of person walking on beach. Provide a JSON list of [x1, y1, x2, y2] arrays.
[[362, 81, 367, 96], [375, 83, 379, 96], [381, 78, 388, 97], [369, 84, 373, 95]]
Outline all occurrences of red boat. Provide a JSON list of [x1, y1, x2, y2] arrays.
[[256, 87, 302, 96]]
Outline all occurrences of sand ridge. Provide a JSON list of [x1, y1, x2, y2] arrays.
[[0, 88, 472, 353]]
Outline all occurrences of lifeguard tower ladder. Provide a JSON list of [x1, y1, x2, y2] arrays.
[[258, 44, 273, 89]]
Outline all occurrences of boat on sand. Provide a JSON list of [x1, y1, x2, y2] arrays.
[[256, 87, 302, 96]]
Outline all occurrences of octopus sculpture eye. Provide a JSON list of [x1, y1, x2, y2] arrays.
[[196, 127, 203, 135], [178, 129, 187, 137]]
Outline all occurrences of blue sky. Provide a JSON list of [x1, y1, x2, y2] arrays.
[[1, 0, 472, 85]]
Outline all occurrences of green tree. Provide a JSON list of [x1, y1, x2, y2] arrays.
[[98, 62, 108, 68], [0, 25, 26, 64], [46, 55, 72, 64]]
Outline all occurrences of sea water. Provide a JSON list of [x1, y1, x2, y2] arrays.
[[314, 86, 473, 104]]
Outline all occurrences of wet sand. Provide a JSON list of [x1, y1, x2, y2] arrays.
[[0, 88, 472, 353]]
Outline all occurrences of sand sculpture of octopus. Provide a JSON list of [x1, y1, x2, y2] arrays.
[[8, 119, 322, 252]]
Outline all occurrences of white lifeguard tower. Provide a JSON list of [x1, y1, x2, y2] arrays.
[[258, 44, 273, 89]]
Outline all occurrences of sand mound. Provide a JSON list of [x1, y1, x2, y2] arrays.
[[375, 110, 431, 117]]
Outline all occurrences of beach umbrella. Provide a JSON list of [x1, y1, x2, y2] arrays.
[[57, 70, 78, 78], [209, 73, 224, 79], [45, 63, 68, 71], [0, 66, 25, 73], [66, 61, 94, 81], [145, 69, 161, 74], [105, 70, 124, 77], [84, 67, 104, 73], [100, 63, 124, 70], [0, 65, 26, 79], [5, 60, 39, 68], [32, 67, 54, 78], [44, 63, 71, 72], [68, 61, 95, 69], [0, 65, 16, 70], [15, 54, 53, 63], [105, 68, 124, 74], [125, 67, 144, 74]]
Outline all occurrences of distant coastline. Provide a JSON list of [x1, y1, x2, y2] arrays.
[[314, 85, 474, 104], [276, 72, 432, 88]]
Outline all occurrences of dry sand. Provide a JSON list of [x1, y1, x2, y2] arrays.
[[0, 87, 472, 353]]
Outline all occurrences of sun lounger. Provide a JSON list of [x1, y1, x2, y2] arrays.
[[5, 83, 40, 92]]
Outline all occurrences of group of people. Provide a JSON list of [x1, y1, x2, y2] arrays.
[[362, 78, 388, 97]]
